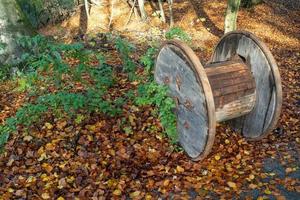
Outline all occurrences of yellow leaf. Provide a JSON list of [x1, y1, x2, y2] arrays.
[[38, 152, 47, 162], [86, 125, 96, 132], [226, 166, 233, 172], [264, 189, 272, 195], [249, 174, 255, 180], [45, 122, 53, 130], [225, 139, 230, 144], [244, 150, 250, 155], [87, 135, 93, 142], [23, 135, 33, 142], [163, 179, 170, 187], [42, 163, 53, 173], [176, 165, 184, 173], [42, 192, 50, 199], [214, 155, 221, 160], [57, 121, 67, 130], [66, 176, 75, 183], [57, 197, 65, 200], [145, 194, 152, 200], [45, 143, 55, 151], [8, 188, 14, 193], [41, 174, 50, 182], [227, 181, 237, 189], [59, 162, 67, 169], [38, 147, 45, 155], [130, 191, 141, 198], [249, 184, 257, 189], [113, 189, 122, 196]]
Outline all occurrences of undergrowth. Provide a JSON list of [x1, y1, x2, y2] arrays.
[[0, 30, 187, 149]]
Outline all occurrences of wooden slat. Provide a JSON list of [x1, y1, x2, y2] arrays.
[[205, 58, 256, 122]]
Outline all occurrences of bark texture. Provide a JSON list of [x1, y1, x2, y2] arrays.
[[0, 0, 34, 65], [17, 0, 80, 28], [224, 0, 241, 33]]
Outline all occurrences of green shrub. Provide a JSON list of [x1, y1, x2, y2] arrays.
[[115, 37, 136, 80], [165, 27, 191, 42], [135, 82, 177, 143]]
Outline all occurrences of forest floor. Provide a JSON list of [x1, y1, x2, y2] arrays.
[[0, 0, 299, 199]]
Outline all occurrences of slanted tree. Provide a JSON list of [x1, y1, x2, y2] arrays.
[[224, 0, 241, 33], [0, 0, 34, 65]]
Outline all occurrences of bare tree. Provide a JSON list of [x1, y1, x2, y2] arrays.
[[167, 0, 174, 27], [135, 0, 174, 26]]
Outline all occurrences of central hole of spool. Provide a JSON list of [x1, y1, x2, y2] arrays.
[[204, 56, 256, 122]]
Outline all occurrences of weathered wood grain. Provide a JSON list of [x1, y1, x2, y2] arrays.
[[155, 40, 216, 160], [210, 31, 282, 139], [205, 60, 256, 122]]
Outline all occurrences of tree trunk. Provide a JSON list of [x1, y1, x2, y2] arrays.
[[224, 0, 241, 33], [138, 0, 147, 20], [158, 0, 166, 23], [0, 0, 34, 65], [167, 0, 174, 27]]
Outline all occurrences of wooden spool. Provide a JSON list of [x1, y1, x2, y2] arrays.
[[154, 31, 282, 161]]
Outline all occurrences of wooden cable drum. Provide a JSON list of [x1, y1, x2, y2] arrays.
[[154, 31, 282, 161]]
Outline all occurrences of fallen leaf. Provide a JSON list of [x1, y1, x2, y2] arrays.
[[45, 143, 55, 151], [249, 184, 257, 189], [45, 122, 53, 130], [42, 163, 53, 173], [227, 181, 237, 189], [58, 178, 67, 189], [113, 189, 122, 196], [249, 174, 255, 180], [264, 189, 272, 195], [163, 179, 170, 187], [23, 135, 33, 142], [7, 158, 14, 167], [285, 168, 293, 173], [176, 165, 184, 173], [214, 155, 221, 160], [130, 191, 141, 198], [42, 192, 50, 199]]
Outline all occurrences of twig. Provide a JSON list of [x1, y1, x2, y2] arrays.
[[125, 0, 137, 26], [108, 0, 115, 30], [84, 0, 89, 19]]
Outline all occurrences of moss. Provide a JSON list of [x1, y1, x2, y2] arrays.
[[16, 0, 80, 28]]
